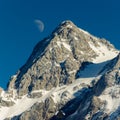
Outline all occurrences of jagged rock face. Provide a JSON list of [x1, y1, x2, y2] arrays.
[[89, 58, 120, 120], [65, 53, 120, 120], [7, 21, 106, 96], [0, 20, 119, 120], [15, 97, 56, 120], [0, 99, 14, 107]]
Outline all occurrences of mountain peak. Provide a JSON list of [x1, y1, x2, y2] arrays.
[[7, 20, 118, 95], [53, 20, 95, 42], [52, 20, 76, 36], [0, 20, 119, 120], [60, 20, 74, 27]]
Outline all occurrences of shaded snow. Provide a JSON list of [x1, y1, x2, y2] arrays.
[[77, 62, 108, 78]]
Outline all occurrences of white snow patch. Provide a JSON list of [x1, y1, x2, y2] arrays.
[[11, 75, 17, 79], [0, 90, 5, 98], [89, 42, 119, 63], [99, 95, 113, 111], [0, 89, 54, 119], [99, 85, 120, 112], [56, 41, 61, 48], [74, 36, 78, 40], [0, 95, 37, 119], [79, 28, 91, 36], [57, 40, 71, 52], [54, 62, 60, 67], [67, 24, 73, 28], [68, 70, 76, 74], [62, 42, 71, 51]]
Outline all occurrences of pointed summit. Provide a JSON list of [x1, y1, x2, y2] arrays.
[[52, 20, 77, 36], [0, 20, 119, 120], [7, 20, 118, 96], [60, 20, 74, 26], [59, 20, 76, 29]]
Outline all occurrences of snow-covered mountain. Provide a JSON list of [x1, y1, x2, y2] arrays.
[[0, 20, 120, 120]]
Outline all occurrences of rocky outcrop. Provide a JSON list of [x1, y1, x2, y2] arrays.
[[9, 97, 56, 120], [0, 99, 14, 107], [65, 53, 120, 120]]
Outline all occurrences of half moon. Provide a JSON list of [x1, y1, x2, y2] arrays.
[[35, 20, 44, 32]]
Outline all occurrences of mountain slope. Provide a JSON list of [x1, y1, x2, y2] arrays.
[[65, 53, 120, 120], [0, 20, 119, 120]]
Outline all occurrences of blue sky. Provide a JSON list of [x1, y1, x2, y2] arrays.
[[0, 0, 120, 88]]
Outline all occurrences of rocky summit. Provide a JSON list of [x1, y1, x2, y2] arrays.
[[0, 20, 120, 120]]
